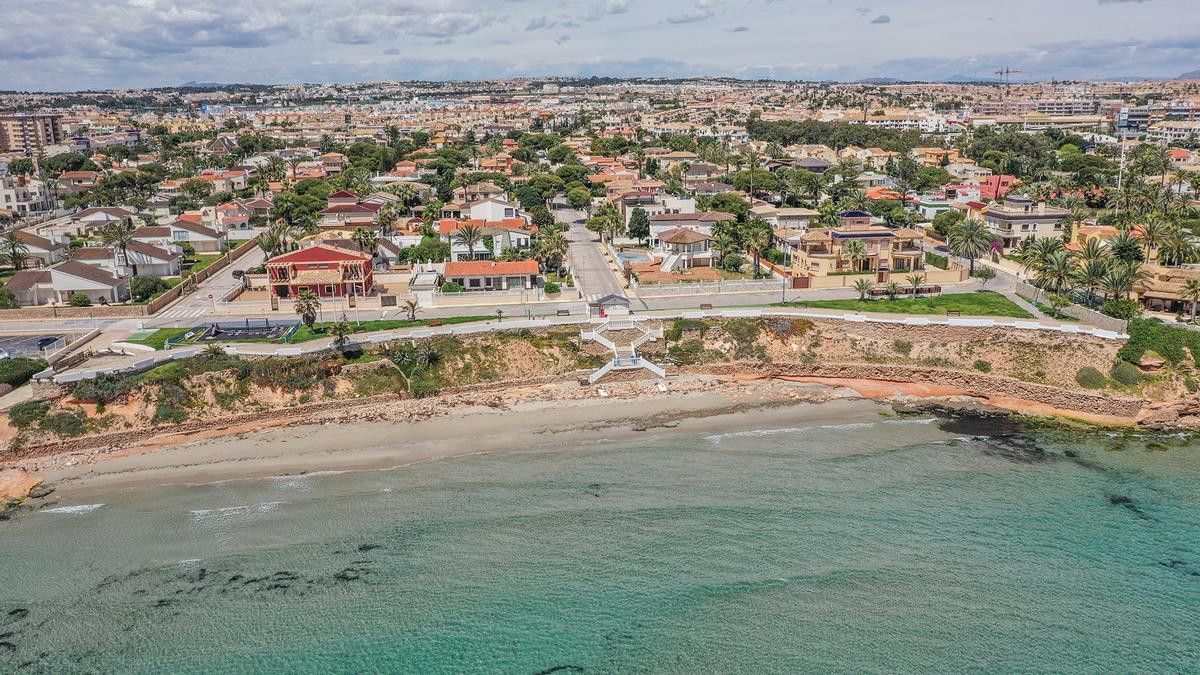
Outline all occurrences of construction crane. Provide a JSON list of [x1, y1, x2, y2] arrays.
[[995, 66, 1024, 99]]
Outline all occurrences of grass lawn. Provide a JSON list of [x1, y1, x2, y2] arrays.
[[125, 327, 193, 350], [184, 254, 223, 276], [0, 268, 17, 283], [780, 291, 1035, 319], [1017, 293, 1080, 322], [287, 315, 493, 343]]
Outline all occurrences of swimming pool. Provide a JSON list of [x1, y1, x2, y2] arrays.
[[617, 250, 653, 263]]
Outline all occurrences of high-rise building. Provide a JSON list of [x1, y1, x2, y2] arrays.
[[0, 114, 64, 152]]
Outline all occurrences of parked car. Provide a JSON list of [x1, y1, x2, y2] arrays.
[[0, 348, 9, 360], [231, 269, 245, 279], [36, 336, 59, 349]]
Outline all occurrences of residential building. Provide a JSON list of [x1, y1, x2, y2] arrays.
[[657, 228, 715, 271], [13, 230, 66, 267], [266, 244, 374, 298], [170, 219, 227, 252], [0, 174, 54, 215], [791, 224, 926, 277], [0, 114, 63, 152], [981, 195, 1070, 250], [646, 211, 735, 245], [438, 218, 536, 261], [441, 259, 539, 291], [5, 260, 129, 306]]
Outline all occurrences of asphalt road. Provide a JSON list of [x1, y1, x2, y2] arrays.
[[559, 209, 627, 302], [154, 246, 266, 323]]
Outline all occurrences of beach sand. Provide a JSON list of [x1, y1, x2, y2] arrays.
[[37, 379, 887, 496]]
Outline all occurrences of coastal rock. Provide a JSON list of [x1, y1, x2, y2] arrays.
[[0, 468, 44, 501], [889, 397, 1011, 418], [1138, 353, 1167, 372], [27, 483, 55, 499]]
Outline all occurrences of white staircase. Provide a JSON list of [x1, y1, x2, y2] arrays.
[[583, 317, 668, 384], [660, 252, 681, 272]]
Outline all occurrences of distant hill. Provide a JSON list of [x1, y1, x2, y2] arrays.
[[941, 74, 1001, 83], [1178, 70, 1200, 80], [856, 77, 905, 84]]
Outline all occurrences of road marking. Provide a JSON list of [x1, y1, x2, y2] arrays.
[[156, 308, 208, 319]]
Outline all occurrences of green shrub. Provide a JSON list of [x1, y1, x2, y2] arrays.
[[665, 318, 707, 341], [542, 281, 561, 294], [7, 400, 49, 429], [924, 251, 948, 270], [440, 281, 464, 293], [1101, 298, 1142, 320], [1186, 377, 1199, 393], [0, 287, 18, 309], [720, 253, 745, 272], [762, 248, 786, 265], [67, 293, 92, 307], [1110, 360, 1143, 386], [1118, 318, 1200, 366], [1076, 366, 1107, 389], [39, 411, 87, 437], [72, 373, 137, 403], [973, 359, 991, 373], [668, 339, 707, 366], [0, 358, 47, 387], [130, 275, 171, 302], [892, 340, 912, 356]]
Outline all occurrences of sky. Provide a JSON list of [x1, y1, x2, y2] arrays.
[[2, 0, 1199, 91]]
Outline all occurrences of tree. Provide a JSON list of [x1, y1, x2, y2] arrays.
[[1, 232, 31, 271], [906, 273, 926, 296], [350, 227, 379, 256], [68, 293, 92, 307], [130, 276, 170, 302], [329, 321, 353, 351], [533, 229, 569, 270], [1034, 250, 1076, 294], [744, 217, 773, 278], [294, 289, 321, 328], [1139, 217, 1166, 263], [973, 266, 996, 290], [529, 205, 556, 232], [1182, 279, 1200, 324], [454, 223, 486, 260], [627, 207, 651, 245], [841, 239, 867, 272], [401, 298, 420, 321], [931, 209, 965, 238], [947, 219, 991, 275], [567, 186, 592, 212], [99, 220, 138, 276], [853, 278, 874, 301], [884, 281, 901, 300]]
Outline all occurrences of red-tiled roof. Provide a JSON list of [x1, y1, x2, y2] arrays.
[[267, 244, 371, 265]]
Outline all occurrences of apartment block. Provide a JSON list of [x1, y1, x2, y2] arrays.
[[0, 114, 64, 152]]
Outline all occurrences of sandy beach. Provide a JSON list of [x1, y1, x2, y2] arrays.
[[32, 379, 891, 496]]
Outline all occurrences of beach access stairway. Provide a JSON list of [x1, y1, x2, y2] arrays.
[[582, 317, 667, 384]]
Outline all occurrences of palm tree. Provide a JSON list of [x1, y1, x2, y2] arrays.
[[99, 220, 138, 276], [853, 278, 874, 301], [401, 298, 420, 321], [742, 148, 762, 198], [1100, 262, 1148, 300], [1, 232, 30, 271], [1138, 217, 1166, 263], [1077, 257, 1110, 307], [294, 289, 321, 328], [1034, 250, 1077, 294], [1159, 227, 1195, 267], [947, 219, 991, 275], [374, 203, 399, 237], [906, 273, 925, 296], [454, 223, 485, 260], [884, 281, 901, 300], [816, 199, 841, 228], [1181, 278, 1200, 323], [1076, 238, 1109, 264], [533, 229, 569, 271], [744, 218, 773, 278], [329, 321, 353, 351], [1109, 230, 1144, 265], [841, 239, 867, 272], [392, 343, 443, 396], [351, 227, 379, 256]]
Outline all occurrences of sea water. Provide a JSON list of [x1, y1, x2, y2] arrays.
[[2, 416, 1199, 672]]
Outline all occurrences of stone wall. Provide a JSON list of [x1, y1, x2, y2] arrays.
[[1014, 280, 1128, 333], [700, 361, 1147, 418]]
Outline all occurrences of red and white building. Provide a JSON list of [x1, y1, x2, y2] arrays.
[[265, 244, 374, 299], [442, 260, 539, 291]]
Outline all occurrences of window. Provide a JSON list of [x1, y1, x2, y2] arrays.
[[324, 285, 336, 295], [469, 278, 481, 288]]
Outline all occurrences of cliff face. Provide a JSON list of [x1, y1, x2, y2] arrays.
[[2, 318, 1194, 457]]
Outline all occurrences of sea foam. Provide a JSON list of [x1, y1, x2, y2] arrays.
[[41, 503, 106, 515]]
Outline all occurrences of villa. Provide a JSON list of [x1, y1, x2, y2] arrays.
[[791, 223, 926, 278], [265, 244, 374, 299], [657, 227, 715, 271]]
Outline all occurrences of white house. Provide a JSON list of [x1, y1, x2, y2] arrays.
[[5, 260, 130, 306], [13, 230, 67, 267]]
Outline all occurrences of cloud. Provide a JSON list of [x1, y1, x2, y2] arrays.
[[382, 47, 401, 55], [869, 14, 890, 24], [556, 34, 571, 44], [584, 0, 630, 20], [526, 16, 556, 31], [726, 25, 749, 32], [666, 0, 722, 24]]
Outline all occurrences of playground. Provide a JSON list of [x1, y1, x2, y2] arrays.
[[160, 318, 298, 347]]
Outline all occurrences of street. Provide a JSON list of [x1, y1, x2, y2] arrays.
[[558, 209, 626, 302]]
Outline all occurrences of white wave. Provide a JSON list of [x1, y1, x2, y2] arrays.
[[706, 417, 938, 443], [41, 503, 106, 515], [189, 501, 284, 520]]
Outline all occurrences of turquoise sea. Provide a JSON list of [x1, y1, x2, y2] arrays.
[[2, 414, 1199, 673]]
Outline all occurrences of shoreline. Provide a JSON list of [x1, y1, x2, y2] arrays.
[[4, 368, 1150, 503]]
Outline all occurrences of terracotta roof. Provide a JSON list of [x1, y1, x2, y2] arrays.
[[293, 269, 346, 284], [267, 243, 371, 265], [649, 211, 736, 223], [14, 230, 63, 251], [71, 247, 115, 261], [444, 260, 538, 276], [5, 269, 51, 290], [134, 226, 171, 238], [659, 227, 713, 244]]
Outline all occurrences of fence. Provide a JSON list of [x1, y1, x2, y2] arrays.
[[1014, 280, 1128, 334], [634, 279, 787, 297]]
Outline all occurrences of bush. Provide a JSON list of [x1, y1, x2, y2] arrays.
[[1118, 318, 1200, 366], [1076, 366, 1107, 389], [0, 358, 47, 387], [1101, 298, 1142, 320], [973, 359, 992, 373], [39, 411, 87, 437], [1110, 360, 1143, 386], [71, 373, 137, 403], [892, 340, 912, 356], [924, 251, 948, 270], [440, 282, 465, 293], [67, 293, 92, 307], [7, 400, 49, 429], [542, 281, 561, 294], [1185, 377, 1198, 393], [0, 287, 18, 309], [720, 253, 745, 272], [130, 275, 171, 302], [762, 248, 786, 265]]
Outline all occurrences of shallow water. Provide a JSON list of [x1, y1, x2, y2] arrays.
[[3, 416, 1199, 672]]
